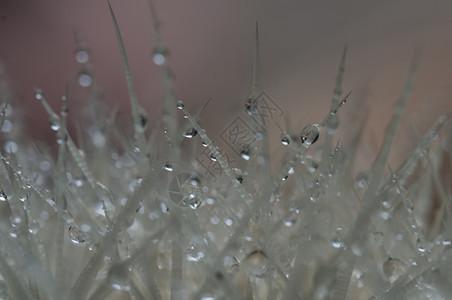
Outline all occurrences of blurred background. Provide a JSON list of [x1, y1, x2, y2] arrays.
[[0, 0, 452, 170]]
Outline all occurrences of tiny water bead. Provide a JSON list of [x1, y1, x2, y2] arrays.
[[68, 226, 86, 244], [280, 132, 290, 145], [240, 148, 250, 160], [168, 173, 203, 209], [49, 121, 60, 131], [233, 168, 245, 184], [3, 141, 18, 153], [78, 72, 92, 87], [183, 128, 198, 139], [152, 47, 167, 66], [301, 124, 320, 145], [34, 90, 43, 100], [163, 161, 174, 172], [242, 250, 269, 278], [75, 49, 89, 64], [135, 112, 149, 132], [0, 190, 6, 202]]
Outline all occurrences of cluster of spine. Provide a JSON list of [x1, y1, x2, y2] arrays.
[[0, 2, 450, 299]]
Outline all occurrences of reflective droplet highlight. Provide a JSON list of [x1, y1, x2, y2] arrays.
[[183, 128, 198, 139], [301, 124, 320, 145]]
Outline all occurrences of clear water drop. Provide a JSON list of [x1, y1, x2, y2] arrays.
[[153, 47, 166, 65], [301, 124, 320, 145], [0, 190, 6, 202], [280, 132, 290, 145], [245, 99, 257, 115], [242, 250, 268, 277], [163, 161, 174, 172], [49, 121, 60, 131], [183, 128, 198, 139], [225, 218, 234, 226], [355, 171, 370, 189], [186, 245, 205, 262], [331, 238, 343, 249], [135, 112, 149, 132], [240, 148, 250, 160], [68, 226, 86, 244], [34, 90, 43, 100], [233, 168, 245, 184], [1, 120, 13, 133], [75, 49, 89, 63], [3, 141, 18, 153], [331, 228, 345, 249], [417, 239, 426, 253], [176, 100, 184, 109], [283, 219, 296, 227], [78, 73, 92, 87]]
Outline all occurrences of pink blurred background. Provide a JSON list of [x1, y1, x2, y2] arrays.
[[1, 0, 452, 168]]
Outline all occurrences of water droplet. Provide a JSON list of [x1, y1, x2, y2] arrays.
[[35, 90, 43, 100], [355, 171, 370, 189], [183, 128, 198, 139], [442, 239, 451, 246], [168, 173, 203, 209], [3, 141, 17, 153], [280, 132, 290, 145], [49, 121, 60, 131], [283, 219, 296, 227], [301, 124, 320, 145], [240, 148, 250, 160], [68, 226, 86, 244], [233, 168, 245, 184], [78, 73, 92, 87], [245, 99, 256, 114], [75, 49, 89, 63], [153, 47, 167, 65], [417, 239, 426, 253], [379, 211, 390, 220], [242, 250, 268, 277], [163, 161, 174, 172], [0, 190, 6, 202], [225, 218, 234, 226], [176, 100, 184, 109], [135, 112, 149, 132], [1, 120, 13, 133], [331, 228, 345, 248], [210, 216, 220, 225], [186, 245, 205, 262]]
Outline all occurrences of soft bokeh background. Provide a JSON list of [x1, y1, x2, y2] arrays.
[[1, 0, 452, 169]]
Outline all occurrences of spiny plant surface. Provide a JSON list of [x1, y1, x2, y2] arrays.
[[0, 3, 451, 300]]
